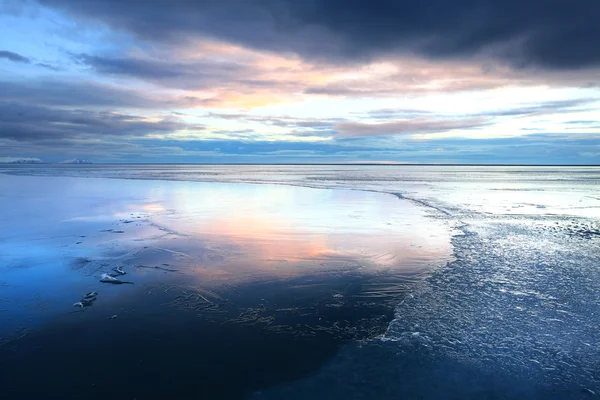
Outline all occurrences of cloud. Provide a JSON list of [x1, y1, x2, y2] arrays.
[[563, 120, 599, 125], [304, 73, 510, 96], [70, 50, 314, 107], [302, 59, 599, 99], [0, 50, 62, 70], [2, 131, 599, 164], [579, 152, 600, 157], [0, 50, 30, 63], [359, 108, 434, 118], [208, 112, 342, 131], [73, 51, 522, 106], [477, 98, 599, 117], [0, 79, 212, 109], [350, 98, 599, 123], [335, 117, 491, 138], [0, 101, 202, 141], [35, 62, 60, 70], [3, 2, 599, 164], [38, 0, 600, 70], [77, 54, 245, 82], [63, 48, 600, 108]]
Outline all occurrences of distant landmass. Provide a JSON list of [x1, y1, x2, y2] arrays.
[[4, 158, 44, 164], [61, 159, 93, 164], [0, 158, 92, 164]]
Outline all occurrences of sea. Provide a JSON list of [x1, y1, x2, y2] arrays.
[[0, 164, 599, 399]]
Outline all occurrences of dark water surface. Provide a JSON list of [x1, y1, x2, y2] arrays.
[[0, 172, 452, 399]]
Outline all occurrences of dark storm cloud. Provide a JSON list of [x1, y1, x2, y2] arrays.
[[0, 80, 210, 109], [76, 53, 252, 89], [0, 50, 31, 64], [77, 54, 185, 79], [38, 0, 600, 69], [0, 101, 202, 141], [0, 80, 155, 108]]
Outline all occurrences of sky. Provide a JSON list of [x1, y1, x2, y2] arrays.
[[0, 0, 599, 164]]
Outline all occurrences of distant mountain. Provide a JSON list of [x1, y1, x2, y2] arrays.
[[2, 158, 44, 164], [0, 158, 93, 164], [61, 159, 92, 164]]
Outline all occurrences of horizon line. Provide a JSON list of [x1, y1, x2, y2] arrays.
[[2, 162, 599, 167]]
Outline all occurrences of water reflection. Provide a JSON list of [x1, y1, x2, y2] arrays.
[[138, 181, 454, 282], [0, 174, 453, 331]]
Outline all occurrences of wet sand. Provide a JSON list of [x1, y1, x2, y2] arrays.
[[0, 174, 453, 399]]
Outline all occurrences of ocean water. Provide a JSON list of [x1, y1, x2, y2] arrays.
[[1, 165, 599, 399], [0, 172, 452, 332]]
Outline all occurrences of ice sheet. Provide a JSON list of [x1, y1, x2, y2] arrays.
[[1, 164, 599, 398]]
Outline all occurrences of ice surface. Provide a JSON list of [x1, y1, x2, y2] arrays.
[[2, 164, 598, 217], [1, 164, 599, 398]]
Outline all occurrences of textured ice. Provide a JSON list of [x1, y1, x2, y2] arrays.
[[383, 218, 600, 393]]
